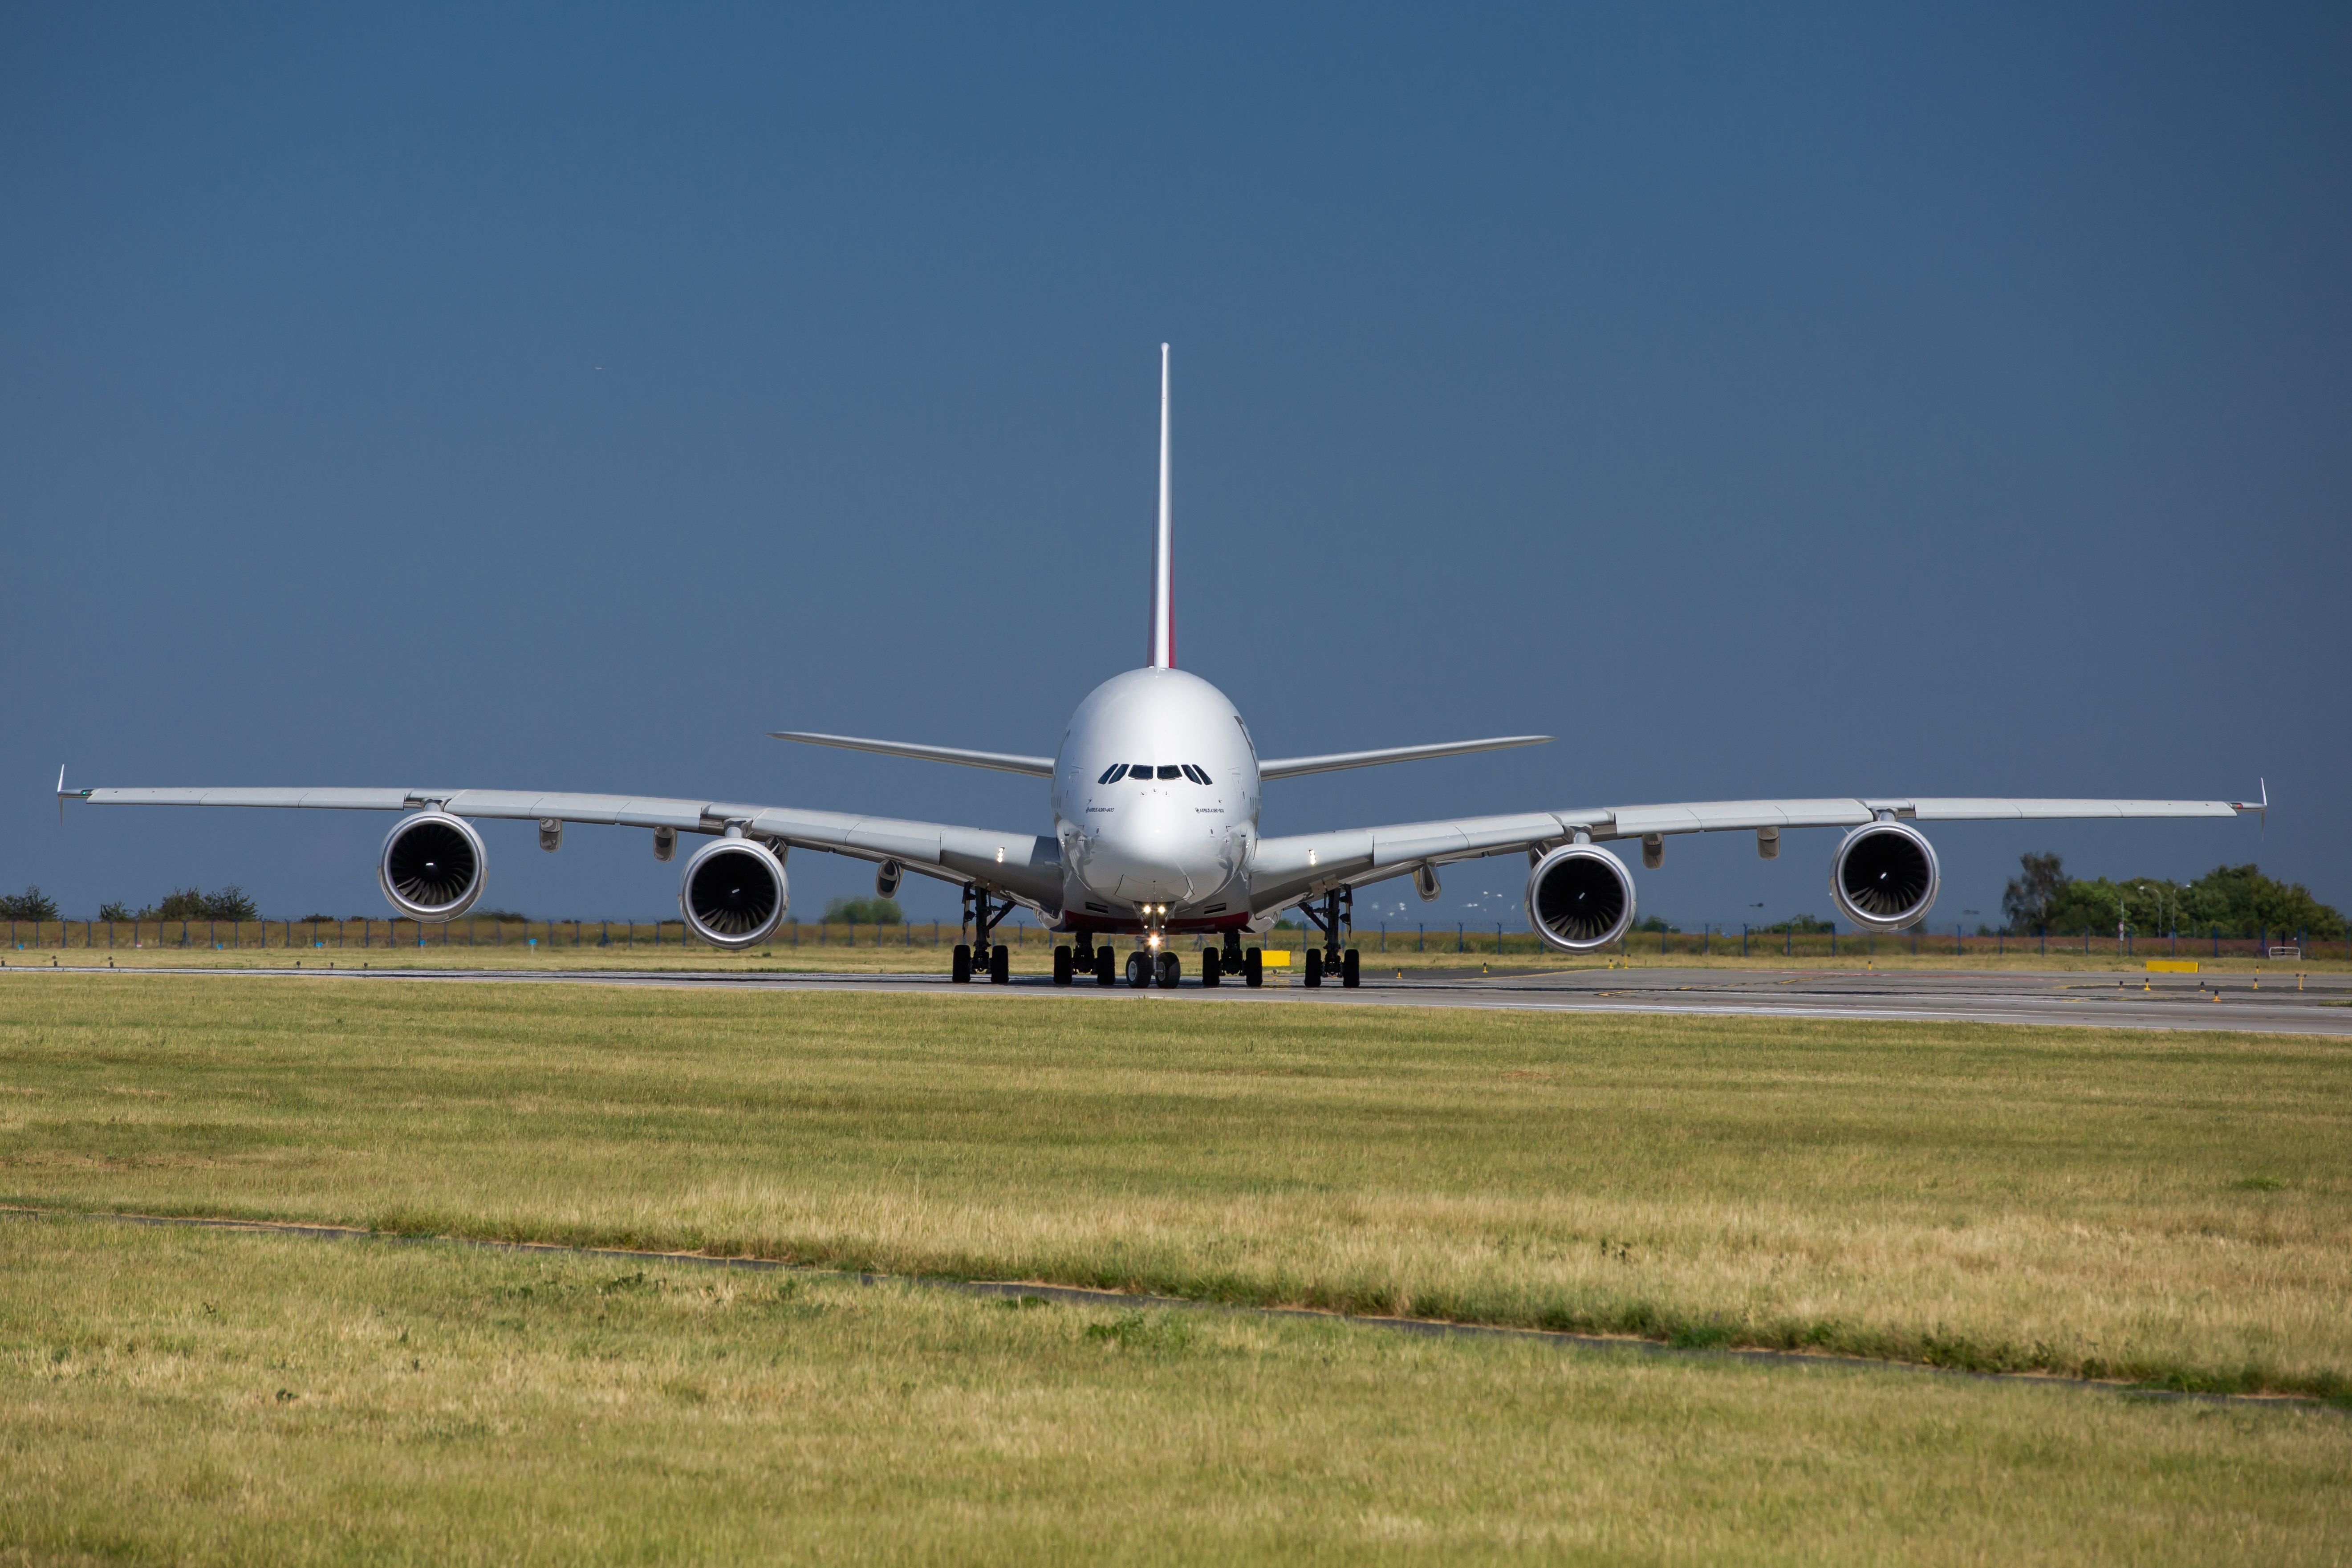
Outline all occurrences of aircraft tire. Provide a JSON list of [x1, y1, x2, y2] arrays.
[[1126, 951, 1150, 987], [1341, 948, 1361, 988], [1244, 948, 1263, 987], [1202, 948, 1220, 987], [989, 944, 1011, 984], [951, 943, 972, 983], [1053, 945, 1073, 986], [1304, 948, 1323, 987], [1155, 950, 1181, 988], [1096, 945, 1116, 985]]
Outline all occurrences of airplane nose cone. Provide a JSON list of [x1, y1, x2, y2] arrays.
[[1082, 792, 1204, 905]]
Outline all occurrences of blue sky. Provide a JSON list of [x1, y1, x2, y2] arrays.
[[4, 3, 2346, 929]]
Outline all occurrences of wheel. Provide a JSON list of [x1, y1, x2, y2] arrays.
[[1155, 950, 1181, 988], [990, 944, 1011, 984], [1125, 951, 1150, 987], [1304, 948, 1323, 987], [1201, 948, 1221, 987], [1096, 944, 1117, 985], [951, 942, 972, 983], [1244, 948, 1263, 987], [1342, 948, 1361, 988], [1053, 944, 1073, 986]]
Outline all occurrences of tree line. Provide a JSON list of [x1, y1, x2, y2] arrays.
[[0, 886, 260, 923], [2002, 856, 2345, 940]]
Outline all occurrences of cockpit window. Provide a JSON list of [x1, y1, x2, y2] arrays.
[[1097, 763, 1128, 784], [1179, 764, 1205, 784], [1132, 762, 1152, 776], [1193, 765, 1213, 785], [1156, 764, 1182, 780]]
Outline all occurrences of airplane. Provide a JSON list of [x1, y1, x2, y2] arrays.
[[60, 346, 2263, 990]]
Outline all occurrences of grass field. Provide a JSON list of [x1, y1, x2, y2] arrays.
[[4, 1213, 2345, 1566], [2, 975, 2346, 1400]]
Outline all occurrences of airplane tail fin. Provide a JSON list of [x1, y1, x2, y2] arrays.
[[1149, 343, 1174, 669]]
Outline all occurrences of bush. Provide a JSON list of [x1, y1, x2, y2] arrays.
[[0, 886, 59, 922], [820, 897, 903, 925], [97, 902, 133, 922], [2004, 853, 2346, 939], [1757, 914, 1836, 934], [144, 886, 261, 922], [1632, 916, 1682, 934]]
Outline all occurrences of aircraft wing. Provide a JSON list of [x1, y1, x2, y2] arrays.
[[1257, 735, 1550, 780], [64, 785, 1064, 909], [768, 731, 1055, 776], [1245, 792, 2257, 913]]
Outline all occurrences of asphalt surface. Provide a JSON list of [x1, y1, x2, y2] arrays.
[[14, 960, 2352, 1034]]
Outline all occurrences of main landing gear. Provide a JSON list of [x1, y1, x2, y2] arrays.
[[1297, 887, 1362, 988], [951, 885, 1014, 985], [1052, 932, 1118, 987]]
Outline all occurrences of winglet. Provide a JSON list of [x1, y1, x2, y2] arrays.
[[1149, 343, 1174, 670], [2230, 777, 2268, 836]]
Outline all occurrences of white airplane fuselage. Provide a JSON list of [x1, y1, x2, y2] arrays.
[[1051, 667, 1260, 932]]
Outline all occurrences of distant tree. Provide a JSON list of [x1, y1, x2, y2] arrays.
[[2041, 876, 2125, 936], [97, 901, 134, 922], [0, 886, 59, 921], [2181, 865, 2345, 940], [470, 909, 530, 923], [2013, 858, 2344, 939], [1632, 916, 1681, 933], [146, 886, 260, 922], [2003, 853, 2068, 933], [1758, 914, 1836, 934], [821, 896, 903, 925]]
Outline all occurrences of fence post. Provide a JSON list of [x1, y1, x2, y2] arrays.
[[1741, 924, 1747, 958], [1456, 922, 1463, 953]]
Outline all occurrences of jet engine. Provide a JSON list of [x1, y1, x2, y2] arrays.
[[678, 836, 788, 949], [1526, 842, 1637, 953], [378, 812, 487, 922], [1829, 820, 1940, 931]]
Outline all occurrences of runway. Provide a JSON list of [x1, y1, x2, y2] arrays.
[[16, 960, 2352, 1035]]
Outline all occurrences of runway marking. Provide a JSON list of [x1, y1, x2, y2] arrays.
[[4, 1206, 2328, 1413]]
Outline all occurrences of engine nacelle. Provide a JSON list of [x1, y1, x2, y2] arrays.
[[378, 812, 487, 922], [1526, 842, 1637, 953], [1829, 820, 1940, 931], [678, 837, 788, 949]]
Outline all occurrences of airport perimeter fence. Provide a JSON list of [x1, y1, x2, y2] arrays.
[[5, 917, 2342, 962]]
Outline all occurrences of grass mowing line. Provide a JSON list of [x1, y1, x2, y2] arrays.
[[11, 978, 2347, 1400], [16, 1215, 2348, 1566], [8, 1204, 2334, 1415]]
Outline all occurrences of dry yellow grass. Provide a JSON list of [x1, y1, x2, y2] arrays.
[[2, 974, 2346, 1397], [3, 1214, 2345, 1565]]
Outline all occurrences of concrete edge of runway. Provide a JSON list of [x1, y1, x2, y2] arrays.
[[8, 960, 2352, 1038], [6, 1206, 2336, 1414]]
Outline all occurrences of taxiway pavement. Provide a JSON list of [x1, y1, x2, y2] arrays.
[[14, 962, 2351, 1035]]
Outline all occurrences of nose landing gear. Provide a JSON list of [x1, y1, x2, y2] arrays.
[[1124, 947, 1183, 988]]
